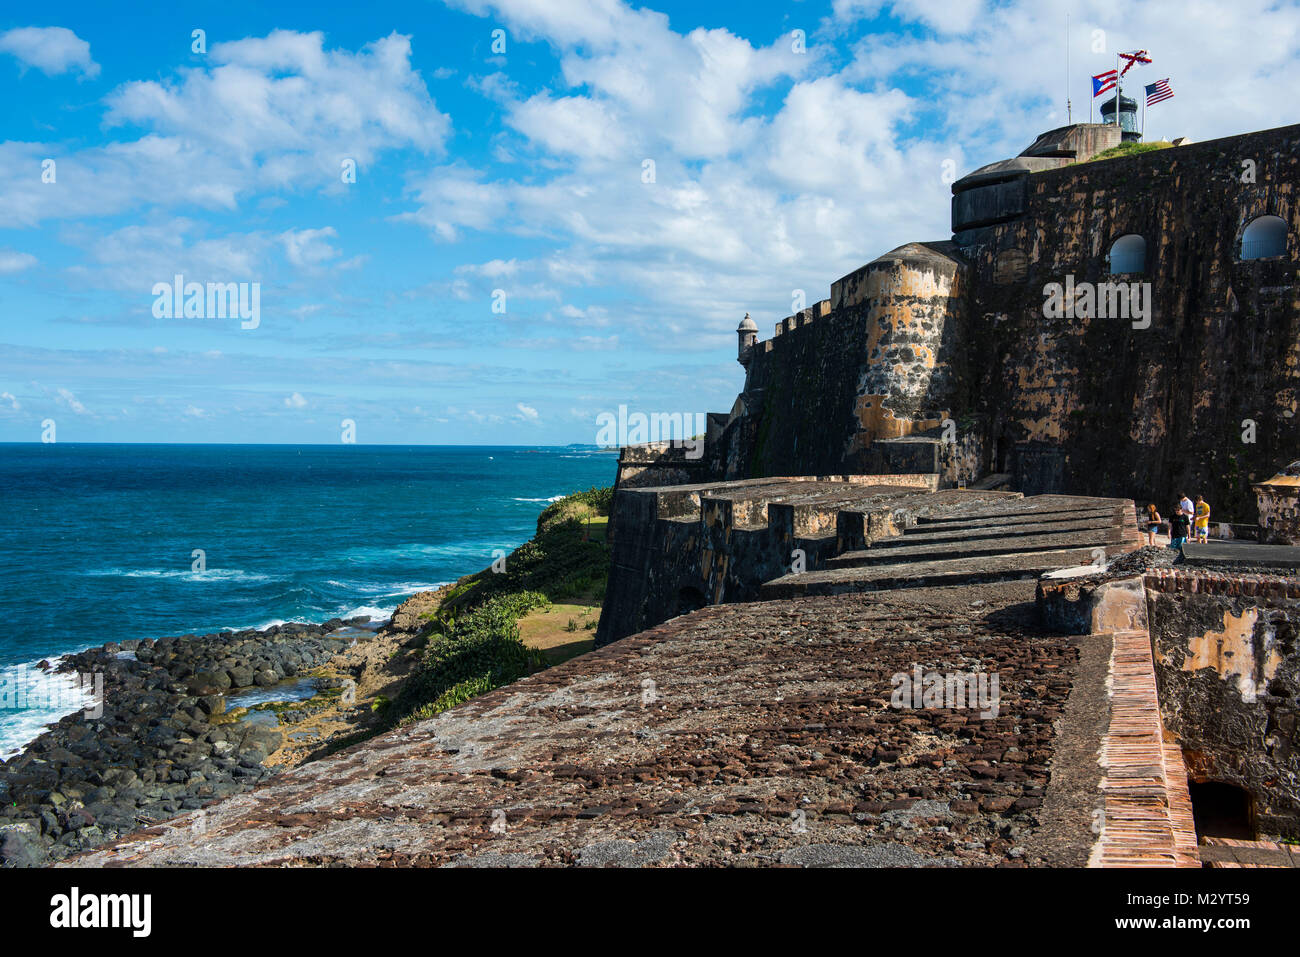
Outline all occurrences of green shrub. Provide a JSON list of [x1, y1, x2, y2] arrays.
[[391, 591, 550, 725], [399, 675, 496, 724], [536, 486, 613, 532], [441, 492, 611, 611], [390, 487, 614, 723]]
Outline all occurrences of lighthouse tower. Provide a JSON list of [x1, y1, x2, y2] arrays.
[[1099, 93, 1141, 142]]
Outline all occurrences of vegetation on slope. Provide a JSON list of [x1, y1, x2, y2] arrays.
[[387, 486, 612, 726], [1084, 140, 1173, 163], [1032, 140, 1175, 174]]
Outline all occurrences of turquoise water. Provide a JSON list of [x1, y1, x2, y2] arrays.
[[0, 443, 615, 753]]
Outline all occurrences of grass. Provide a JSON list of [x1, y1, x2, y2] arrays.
[[1084, 140, 1173, 163], [1033, 140, 1176, 173], [387, 486, 613, 726], [516, 600, 600, 664]]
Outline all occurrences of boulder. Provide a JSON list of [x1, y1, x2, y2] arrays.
[[0, 823, 47, 867], [187, 671, 231, 695]]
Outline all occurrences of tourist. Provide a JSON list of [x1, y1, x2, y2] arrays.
[[1194, 495, 1211, 543], [1168, 503, 1190, 551], [1143, 503, 1163, 545], [1178, 491, 1194, 524]]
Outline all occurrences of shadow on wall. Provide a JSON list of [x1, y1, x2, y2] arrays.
[[1188, 779, 1255, 840], [676, 586, 706, 617]]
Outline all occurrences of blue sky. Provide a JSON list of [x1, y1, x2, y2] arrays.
[[1, 0, 1296, 444]]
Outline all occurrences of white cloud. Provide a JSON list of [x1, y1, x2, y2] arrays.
[[455, 258, 521, 279], [446, 0, 652, 48], [106, 31, 449, 166], [842, 0, 1300, 155], [281, 227, 340, 268], [1, 31, 451, 228], [1, 391, 20, 410], [403, 0, 1300, 353], [0, 27, 100, 78], [832, 0, 985, 35], [458, 1, 814, 164], [515, 402, 540, 421], [0, 249, 37, 273], [65, 218, 272, 294], [396, 166, 507, 241], [515, 334, 619, 351], [56, 387, 87, 414], [507, 94, 630, 160], [284, 392, 308, 408]]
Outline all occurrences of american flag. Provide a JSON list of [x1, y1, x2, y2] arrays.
[[1145, 78, 1174, 106], [1092, 70, 1118, 97]]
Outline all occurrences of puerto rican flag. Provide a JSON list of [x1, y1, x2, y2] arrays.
[[1092, 70, 1118, 97], [1145, 78, 1175, 106]]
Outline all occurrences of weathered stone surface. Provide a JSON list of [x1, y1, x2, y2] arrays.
[[68, 582, 1088, 868], [598, 477, 984, 645], [600, 483, 1139, 645], [1147, 571, 1300, 838]]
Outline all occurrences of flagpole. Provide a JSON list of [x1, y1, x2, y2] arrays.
[[1115, 53, 1121, 129], [1066, 13, 1072, 123]]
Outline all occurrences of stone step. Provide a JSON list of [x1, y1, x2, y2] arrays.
[[761, 545, 1133, 598], [968, 472, 1012, 490], [915, 500, 1126, 526], [908, 507, 1121, 533], [881, 514, 1122, 546], [828, 528, 1128, 567]]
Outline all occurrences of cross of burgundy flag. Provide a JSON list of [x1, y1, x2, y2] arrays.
[[1119, 50, 1152, 76]]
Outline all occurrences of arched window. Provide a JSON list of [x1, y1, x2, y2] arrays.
[[1108, 234, 1146, 274], [993, 248, 1028, 285], [1240, 215, 1287, 260]]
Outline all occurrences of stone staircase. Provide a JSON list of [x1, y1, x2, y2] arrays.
[[763, 495, 1142, 598]]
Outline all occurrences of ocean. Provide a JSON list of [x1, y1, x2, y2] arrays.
[[0, 443, 615, 755]]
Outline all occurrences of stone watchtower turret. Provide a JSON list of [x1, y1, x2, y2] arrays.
[[737, 313, 757, 366]]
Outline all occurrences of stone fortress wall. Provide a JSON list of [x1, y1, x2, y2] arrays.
[[589, 123, 1300, 846], [702, 121, 1300, 522]]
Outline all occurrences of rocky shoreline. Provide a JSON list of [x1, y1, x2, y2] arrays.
[[0, 595, 445, 867]]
